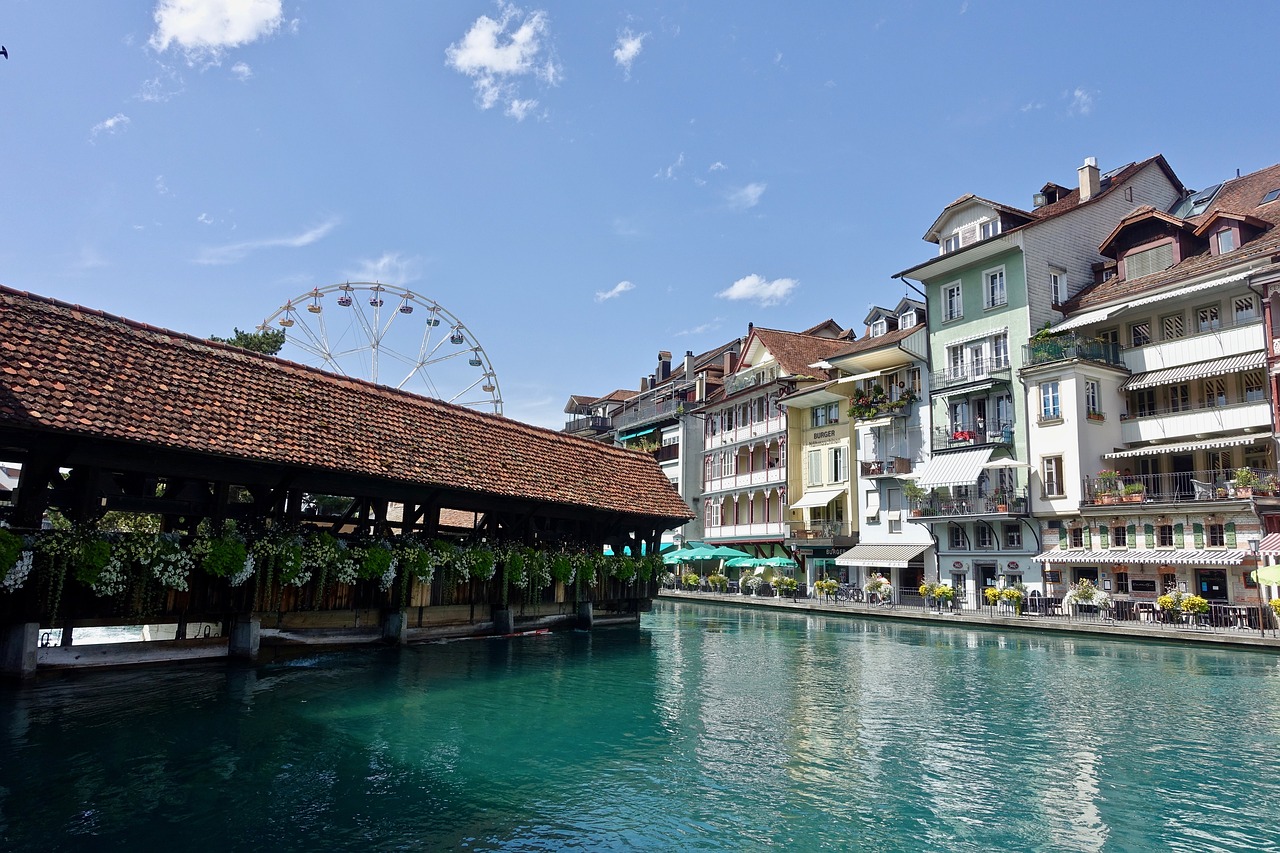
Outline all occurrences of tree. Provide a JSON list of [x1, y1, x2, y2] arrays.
[[209, 327, 286, 355]]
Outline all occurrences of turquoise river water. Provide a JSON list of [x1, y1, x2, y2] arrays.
[[3, 601, 1280, 851]]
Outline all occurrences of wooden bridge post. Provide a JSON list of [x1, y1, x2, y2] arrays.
[[0, 622, 39, 679], [229, 615, 260, 660]]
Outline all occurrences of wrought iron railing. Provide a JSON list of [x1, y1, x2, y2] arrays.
[[1081, 467, 1274, 506], [1021, 335, 1125, 368]]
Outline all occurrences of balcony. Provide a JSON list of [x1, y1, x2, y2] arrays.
[[1120, 400, 1271, 444], [652, 443, 680, 463], [911, 488, 1029, 520], [930, 358, 1011, 394], [613, 397, 683, 432], [705, 415, 786, 449], [704, 521, 787, 540], [1081, 468, 1274, 508], [860, 457, 914, 478], [1124, 318, 1263, 374], [703, 465, 786, 495], [1021, 335, 1125, 369], [931, 419, 1014, 454], [563, 415, 612, 435], [784, 521, 856, 548]]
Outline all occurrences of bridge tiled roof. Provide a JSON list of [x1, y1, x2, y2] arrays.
[[0, 286, 693, 522]]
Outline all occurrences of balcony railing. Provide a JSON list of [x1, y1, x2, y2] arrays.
[[930, 358, 1011, 393], [1124, 317, 1262, 373], [931, 419, 1014, 453], [563, 415, 613, 433], [911, 488, 1029, 520], [1021, 335, 1125, 369], [703, 466, 787, 495], [785, 521, 852, 541], [1081, 468, 1274, 507], [860, 457, 913, 478], [1120, 400, 1271, 444], [612, 398, 684, 431]]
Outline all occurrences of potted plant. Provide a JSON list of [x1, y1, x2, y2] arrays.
[[992, 490, 1008, 513], [707, 572, 728, 593], [1234, 468, 1260, 498], [933, 584, 956, 609], [1259, 474, 1280, 497], [903, 481, 929, 516], [1086, 407, 1105, 422], [814, 578, 839, 600], [1000, 585, 1026, 615], [682, 571, 701, 591], [1122, 482, 1145, 503], [774, 575, 799, 599], [1095, 470, 1120, 504]]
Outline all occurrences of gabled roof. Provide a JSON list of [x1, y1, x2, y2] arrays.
[[0, 286, 693, 522], [1188, 162, 1280, 228], [923, 194, 1037, 243], [828, 324, 919, 360], [744, 326, 851, 381], [1192, 210, 1271, 237], [1097, 206, 1196, 258]]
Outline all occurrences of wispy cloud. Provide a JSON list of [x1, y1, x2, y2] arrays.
[[1020, 100, 1044, 112], [716, 274, 797, 307], [676, 319, 724, 337], [196, 216, 339, 265], [655, 152, 684, 180], [727, 182, 767, 210], [595, 281, 635, 303], [446, 3, 561, 120], [89, 113, 131, 141], [197, 212, 213, 225], [344, 251, 423, 286], [149, 0, 283, 64], [709, 161, 727, 172], [155, 174, 170, 195], [613, 30, 647, 79], [1067, 86, 1094, 116], [231, 61, 253, 81], [612, 217, 641, 237]]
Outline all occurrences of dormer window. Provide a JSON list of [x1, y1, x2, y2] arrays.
[[899, 311, 917, 329], [1123, 242, 1174, 280], [980, 219, 1001, 240], [870, 319, 888, 337], [1215, 229, 1235, 254], [942, 233, 961, 254]]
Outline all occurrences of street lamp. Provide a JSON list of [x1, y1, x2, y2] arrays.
[[1248, 537, 1265, 639]]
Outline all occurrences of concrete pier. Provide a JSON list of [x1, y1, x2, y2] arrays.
[[229, 616, 261, 660], [0, 622, 38, 679], [577, 601, 594, 629]]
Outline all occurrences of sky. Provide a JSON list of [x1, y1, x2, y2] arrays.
[[2, 1, 1279, 430]]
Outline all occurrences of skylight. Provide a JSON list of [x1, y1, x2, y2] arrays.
[[1170, 183, 1223, 218], [1262, 188, 1280, 205]]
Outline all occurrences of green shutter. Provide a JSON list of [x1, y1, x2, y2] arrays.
[[1082, 527, 1092, 549], [1226, 522, 1237, 549], [1174, 523, 1184, 548], [1144, 524, 1155, 548], [1128, 523, 1137, 547], [1099, 525, 1110, 548], [1059, 526, 1068, 549], [1192, 522, 1204, 549]]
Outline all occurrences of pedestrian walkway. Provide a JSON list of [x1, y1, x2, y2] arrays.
[[657, 589, 1280, 651]]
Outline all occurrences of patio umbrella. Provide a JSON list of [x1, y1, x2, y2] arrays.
[[1251, 565, 1280, 585], [725, 556, 759, 568], [699, 544, 754, 560], [662, 550, 695, 565], [759, 555, 798, 568]]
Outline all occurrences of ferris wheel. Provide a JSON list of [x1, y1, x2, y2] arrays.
[[259, 283, 503, 414]]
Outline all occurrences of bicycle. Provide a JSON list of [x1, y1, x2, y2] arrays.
[[835, 584, 864, 603]]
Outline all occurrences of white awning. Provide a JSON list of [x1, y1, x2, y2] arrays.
[[980, 458, 1031, 469], [1258, 533, 1280, 556], [835, 542, 930, 568], [864, 489, 882, 515], [915, 447, 994, 489], [1122, 351, 1266, 391], [789, 487, 845, 509], [1034, 549, 1246, 566], [1103, 434, 1272, 460], [941, 326, 1008, 347], [1049, 304, 1124, 333], [1123, 271, 1251, 310]]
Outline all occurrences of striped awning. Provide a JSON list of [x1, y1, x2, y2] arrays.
[[1034, 549, 1246, 566], [1123, 270, 1251, 310], [835, 542, 930, 568], [915, 447, 993, 489], [1103, 434, 1271, 460], [789, 487, 845, 510], [1258, 533, 1280, 556], [1050, 304, 1124, 333], [1121, 351, 1266, 391]]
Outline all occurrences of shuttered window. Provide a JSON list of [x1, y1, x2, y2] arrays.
[[1124, 243, 1175, 280]]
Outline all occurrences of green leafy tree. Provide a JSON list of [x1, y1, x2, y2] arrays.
[[210, 327, 286, 355]]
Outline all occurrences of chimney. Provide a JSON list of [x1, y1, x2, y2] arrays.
[[658, 350, 672, 381], [639, 376, 649, 393], [723, 350, 737, 375], [1078, 156, 1101, 202], [683, 350, 695, 381]]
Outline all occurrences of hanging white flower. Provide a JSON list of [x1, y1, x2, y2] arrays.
[[2, 551, 33, 593], [231, 554, 256, 587]]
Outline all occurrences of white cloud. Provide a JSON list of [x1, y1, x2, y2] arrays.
[[655, 152, 684, 180], [727, 182, 767, 210], [709, 161, 727, 172], [676, 319, 724, 337], [716, 274, 797, 307], [613, 30, 646, 78], [1067, 86, 1094, 116], [195, 216, 339, 265], [612, 217, 640, 237], [149, 0, 283, 62], [155, 175, 170, 195], [446, 3, 561, 119], [344, 251, 423, 286], [231, 61, 253, 81], [1020, 101, 1044, 112], [137, 69, 184, 102], [595, 281, 635, 303], [89, 113, 131, 141], [197, 212, 213, 225]]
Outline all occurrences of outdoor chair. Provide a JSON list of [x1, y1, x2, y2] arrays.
[[1190, 479, 1214, 500]]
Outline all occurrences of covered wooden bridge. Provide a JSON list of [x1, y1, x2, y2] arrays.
[[0, 286, 692, 674]]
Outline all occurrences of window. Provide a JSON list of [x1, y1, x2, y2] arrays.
[[947, 345, 965, 379], [1208, 524, 1225, 547], [992, 333, 1009, 368], [984, 268, 1007, 308], [1084, 379, 1100, 415], [975, 526, 994, 549], [1169, 383, 1191, 412], [1216, 229, 1235, 254], [1004, 524, 1022, 548], [1098, 328, 1119, 350], [1043, 456, 1064, 496], [1133, 388, 1157, 417], [1234, 296, 1258, 322], [830, 447, 848, 483], [942, 234, 961, 254], [944, 282, 963, 321], [1244, 371, 1266, 403], [1158, 524, 1174, 547], [1124, 243, 1175, 279], [949, 526, 966, 550], [1264, 188, 1280, 205], [995, 395, 1013, 430], [1050, 268, 1066, 304], [907, 367, 922, 395], [980, 219, 1001, 240], [1112, 525, 1127, 547], [1204, 377, 1227, 408], [812, 406, 829, 428], [1197, 305, 1221, 333], [1115, 571, 1130, 593], [1162, 313, 1184, 340], [807, 449, 822, 486], [900, 311, 917, 329], [1160, 572, 1177, 593], [1129, 321, 1151, 347], [871, 319, 888, 337], [1070, 528, 1084, 548], [1040, 382, 1061, 420]]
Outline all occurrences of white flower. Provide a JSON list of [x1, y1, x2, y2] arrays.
[[2, 551, 33, 592], [380, 558, 398, 592], [231, 554, 255, 586]]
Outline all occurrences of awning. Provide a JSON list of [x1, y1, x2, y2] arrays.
[[1259, 533, 1280, 556], [981, 458, 1031, 469], [835, 542, 930, 568], [789, 487, 845, 509], [617, 426, 656, 440], [1103, 434, 1272, 460], [1124, 270, 1251, 310], [942, 326, 1009, 347], [865, 489, 881, 515], [915, 447, 994, 489], [1122, 351, 1266, 391], [1034, 549, 1246, 566], [1049, 304, 1124, 333]]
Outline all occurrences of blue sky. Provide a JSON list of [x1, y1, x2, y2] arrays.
[[3, 1, 1279, 429]]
